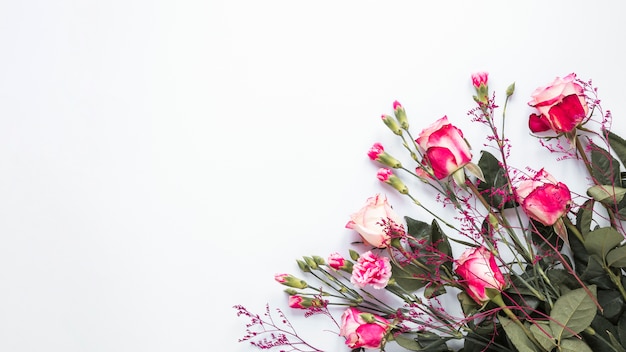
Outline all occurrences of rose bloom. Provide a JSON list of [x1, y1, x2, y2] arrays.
[[346, 194, 404, 248], [528, 73, 588, 134], [350, 250, 391, 289], [454, 247, 506, 304], [515, 169, 571, 226], [339, 307, 389, 349], [415, 116, 472, 179]]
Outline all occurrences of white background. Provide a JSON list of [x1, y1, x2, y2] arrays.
[[1, 1, 626, 351]]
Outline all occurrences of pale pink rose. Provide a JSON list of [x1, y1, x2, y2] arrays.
[[415, 116, 472, 179], [515, 169, 571, 226], [328, 252, 346, 270], [345, 194, 404, 248], [339, 307, 389, 349], [471, 72, 488, 88], [350, 251, 391, 289], [528, 73, 588, 134], [454, 247, 506, 304]]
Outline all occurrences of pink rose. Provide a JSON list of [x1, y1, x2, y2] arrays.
[[346, 194, 404, 248], [528, 73, 588, 134], [350, 250, 391, 289], [415, 116, 472, 179], [515, 169, 571, 226], [339, 307, 389, 349], [454, 247, 506, 304]]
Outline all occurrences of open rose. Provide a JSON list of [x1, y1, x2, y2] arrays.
[[528, 73, 588, 134], [454, 247, 506, 304], [339, 307, 389, 349], [515, 169, 571, 226], [350, 250, 391, 289], [346, 194, 404, 248], [416, 116, 472, 179]]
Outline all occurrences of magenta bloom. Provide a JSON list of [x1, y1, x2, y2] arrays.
[[368, 143, 385, 160], [376, 168, 393, 182], [350, 251, 392, 289], [339, 307, 389, 349], [416, 116, 473, 179], [288, 295, 325, 309], [528, 73, 588, 134], [515, 169, 571, 226], [454, 247, 506, 304], [471, 72, 488, 88], [328, 252, 347, 270]]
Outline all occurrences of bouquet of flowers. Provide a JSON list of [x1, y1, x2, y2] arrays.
[[235, 72, 626, 352]]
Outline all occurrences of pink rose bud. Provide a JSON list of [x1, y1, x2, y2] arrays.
[[514, 169, 571, 226], [350, 250, 392, 289], [471, 72, 488, 88], [471, 72, 489, 104], [274, 273, 308, 289], [288, 295, 325, 309], [376, 168, 409, 194], [393, 100, 409, 129], [528, 73, 588, 134], [415, 116, 473, 179], [328, 252, 349, 271], [381, 114, 402, 135], [368, 143, 402, 168], [339, 307, 390, 349], [346, 194, 404, 248], [454, 247, 506, 304]]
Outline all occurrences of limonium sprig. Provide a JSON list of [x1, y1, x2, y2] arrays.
[[236, 72, 626, 352]]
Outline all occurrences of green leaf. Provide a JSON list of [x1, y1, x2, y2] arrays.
[[587, 185, 626, 205], [550, 285, 597, 341], [598, 289, 625, 322], [607, 245, 626, 268], [476, 151, 516, 209], [584, 313, 622, 351], [591, 142, 622, 187], [576, 199, 595, 237], [580, 255, 614, 290], [618, 312, 626, 347], [424, 283, 446, 299], [457, 291, 479, 316], [529, 321, 556, 351], [499, 316, 540, 352], [558, 337, 594, 352], [584, 227, 623, 259], [609, 131, 626, 168], [393, 334, 422, 351], [431, 219, 452, 272], [390, 261, 427, 292], [405, 216, 431, 241]]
